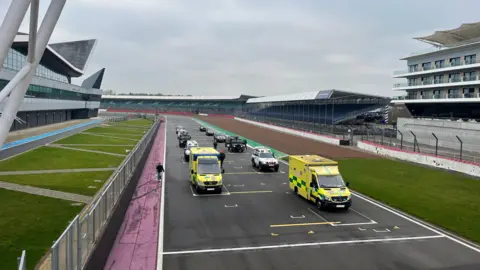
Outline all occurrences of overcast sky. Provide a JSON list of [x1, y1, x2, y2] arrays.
[[2, 0, 480, 97]]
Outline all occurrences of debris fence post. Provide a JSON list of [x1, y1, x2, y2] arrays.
[[432, 133, 438, 156], [456, 135, 463, 161], [397, 130, 403, 150], [409, 131, 418, 152]]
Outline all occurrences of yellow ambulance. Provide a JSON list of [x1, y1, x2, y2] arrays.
[[289, 155, 351, 210], [189, 147, 224, 193]]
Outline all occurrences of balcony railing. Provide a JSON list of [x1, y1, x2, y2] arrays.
[[393, 76, 480, 88], [393, 60, 480, 75], [392, 92, 480, 101]]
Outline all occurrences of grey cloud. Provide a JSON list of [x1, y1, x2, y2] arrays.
[[2, 0, 480, 97]]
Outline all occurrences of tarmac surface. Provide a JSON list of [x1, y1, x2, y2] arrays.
[[160, 115, 480, 270]]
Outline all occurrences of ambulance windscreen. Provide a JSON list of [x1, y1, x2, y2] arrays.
[[198, 159, 221, 174], [317, 175, 346, 188]]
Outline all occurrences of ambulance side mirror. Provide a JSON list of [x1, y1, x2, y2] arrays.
[[191, 169, 194, 174], [222, 169, 225, 174], [346, 182, 350, 187], [309, 182, 314, 187]]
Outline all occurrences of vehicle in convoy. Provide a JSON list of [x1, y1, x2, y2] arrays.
[[225, 136, 247, 152], [189, 147, 225, 193], [177, 129, 188, 138], [176, 126, 183, 134], [199, 126, 207, 132], [178, 134, 192, 147], [251, 147, 279, 171], [205, 129, 215, 136], [213, 132, 227, 142], [184, 140, 199, 161], [288, 155, 351, 210]]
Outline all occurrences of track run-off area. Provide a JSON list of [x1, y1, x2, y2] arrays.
[[158, 115, 480, 270]]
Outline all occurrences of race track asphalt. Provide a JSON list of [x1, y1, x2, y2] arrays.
[[161, 115, 480, 270], [0, 122, 100, 160]]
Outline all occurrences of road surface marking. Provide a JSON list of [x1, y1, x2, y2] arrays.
[[270, 221, 339, 228], [225, 204, 238, 208], [307, 208, 332, 224], [331, 221, 377, 227], [229, 190, 272, 194], [234, 184, 244, 187], [373, 229, 391, 233], [290, 215, 306, 219], [350, 208, 375, 222], [162, 235, 445, 255]]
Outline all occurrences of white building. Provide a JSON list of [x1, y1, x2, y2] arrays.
[[391, 22, 480, 120]]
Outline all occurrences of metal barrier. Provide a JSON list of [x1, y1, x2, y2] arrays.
[[32, 118, 161, 270], [361, 128, 480, 163]]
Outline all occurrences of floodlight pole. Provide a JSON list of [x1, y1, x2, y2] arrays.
[[0, 0, 67, 150]]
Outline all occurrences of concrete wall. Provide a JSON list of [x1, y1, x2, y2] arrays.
[[397, 117, 480, 153], [9, 108, 97, 132], [0, 97, 100, 112], [358, 140, 480, 178], [235, 117, 341, 145]]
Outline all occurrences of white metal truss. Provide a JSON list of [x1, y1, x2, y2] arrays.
[[0, 0, 67, 149]]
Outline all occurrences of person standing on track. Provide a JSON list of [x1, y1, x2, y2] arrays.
[[213, 139, 218, 150], [156, 163, 164, 180], [219, 149, 226, 168]]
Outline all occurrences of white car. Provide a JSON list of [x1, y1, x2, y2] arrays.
[[177, 129, 188, 139], [251, 147, 279, 172], [184, 140, 199, 161]]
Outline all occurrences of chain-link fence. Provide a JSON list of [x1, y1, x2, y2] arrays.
[[29, 118, 161, 270]]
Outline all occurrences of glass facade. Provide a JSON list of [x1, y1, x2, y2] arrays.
[[3, 48, 69, 83], [0, 79, 101, 102]]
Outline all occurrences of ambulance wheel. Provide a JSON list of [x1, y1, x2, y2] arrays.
[[294, 187, 299, 196], [195, 184, 201, 194], [316, 199, 324, 210]]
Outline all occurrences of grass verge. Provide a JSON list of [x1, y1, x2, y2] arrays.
[[0, 189, 84, 270], [111, 118, 154, 127], [56, 133, 138, 145], [69, 145, 134, 155], [0, 147, 123, 171], [0, 171, 113, 196], [86, 126, 147, 137]]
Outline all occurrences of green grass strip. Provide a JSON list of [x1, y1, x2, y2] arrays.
[[0, 189, 84, 270], [0, 147, 123, 171], [56, 133, 138, 145], [0, 171, 113, 196], [69, 145, 134, 155]]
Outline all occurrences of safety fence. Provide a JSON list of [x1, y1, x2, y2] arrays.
[[28, 118, 161, 270], [360, 128, 480, 163], [17, 250, 26, 270]]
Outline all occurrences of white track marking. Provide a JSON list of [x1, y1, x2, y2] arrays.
[[163, 235, 445, 255], [157, 116, 167, 270], [352, 191, 480, 253], [331, 221, 377, 227], [349, 208, 375, 222], [290, 215, 306, 219]]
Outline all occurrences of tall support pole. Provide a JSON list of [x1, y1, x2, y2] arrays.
[[0, 0, 31, 66], [0, 0, 67, 149]]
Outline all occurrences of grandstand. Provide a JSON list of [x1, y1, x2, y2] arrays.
[[243, 90, 390, 125], [100, 94, 254, 114], [100, 90, 390, 129]]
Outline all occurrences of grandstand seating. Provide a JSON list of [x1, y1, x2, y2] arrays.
[[249, 104, 379, 124], [100, 99, 244, 113]]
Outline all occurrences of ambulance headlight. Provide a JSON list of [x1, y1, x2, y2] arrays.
[[197, 181, 204, 186], [323, 195, 331, 201]]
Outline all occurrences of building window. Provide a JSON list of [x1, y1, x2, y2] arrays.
[[449, 73, 461, 82], [450, 57, 461, 67], [434, 75, 444, 84], [448, 89, 459, 98], [2, 48, 70, 83], [463, 71, 477, 81], [422, 62, 432, 71], [434, 60, 445, 69], [422, 76, 433, 85], [463, 88, 475, 98], [408, 64, 418, 72], [464, 54, 476, 65], [433, 90, 441, 99]]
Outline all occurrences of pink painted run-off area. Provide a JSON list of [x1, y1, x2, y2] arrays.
[[104, 122, 165, 270]]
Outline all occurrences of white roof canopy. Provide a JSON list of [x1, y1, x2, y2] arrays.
[[414, 22, 480, 47]]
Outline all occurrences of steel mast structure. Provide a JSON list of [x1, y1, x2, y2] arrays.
[[0, 0, 66, 149]]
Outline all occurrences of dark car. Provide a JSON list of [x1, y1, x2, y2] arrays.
[[175, 126, 183, 134], [225, 136, 247, 152], [199, 126, 207, 132], [178, 134, 192, 147], [214, 133, 227, 142], [206, 129, 214, 136]]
